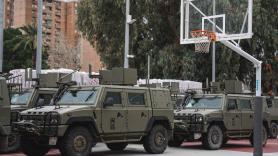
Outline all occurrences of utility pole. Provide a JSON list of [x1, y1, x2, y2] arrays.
[[124, 0, 135, 68], [124, 0, 130, 68], [0, 0, 4, 73], [212, 0, 216, 82], [36, 0, 43, 76]]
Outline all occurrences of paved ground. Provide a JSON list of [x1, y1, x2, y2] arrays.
[[1, 139, 277, 156]]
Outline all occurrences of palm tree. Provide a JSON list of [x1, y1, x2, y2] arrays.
[[13, 24, 38, 68]]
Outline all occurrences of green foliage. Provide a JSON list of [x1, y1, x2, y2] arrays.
[[3, 26, 48, 72], [77, 0, 277, 90]]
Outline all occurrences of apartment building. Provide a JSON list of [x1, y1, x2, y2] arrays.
[[3, 0, 102, 72]]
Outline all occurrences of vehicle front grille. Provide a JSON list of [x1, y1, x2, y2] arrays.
[[21, 115, 45, 125]]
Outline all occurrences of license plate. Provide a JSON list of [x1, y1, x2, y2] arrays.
[[194, 133, 202, 140], [49, 137, 57, 145]]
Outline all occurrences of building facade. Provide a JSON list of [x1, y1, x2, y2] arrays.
[[3, 0, 102, 72]]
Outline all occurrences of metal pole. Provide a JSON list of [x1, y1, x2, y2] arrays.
[[124, 0, 130, 68], [212, 0, 216, 82], [0, 0, 4, 73], [253, 96, 263, 156], [36, 0, 43, 76], [147, 54, 150, 85]]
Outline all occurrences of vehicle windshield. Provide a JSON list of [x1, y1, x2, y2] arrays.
[[184, 97, 222, 109], [57, 89, 98, 105], [11, 91, 32, 105]]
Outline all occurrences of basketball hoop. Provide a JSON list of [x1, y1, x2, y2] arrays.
[[191, 30, 217, 53]]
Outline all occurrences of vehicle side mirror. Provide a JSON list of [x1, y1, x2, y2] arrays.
[[227, 102, 236, 111], [104, 97, 114, 108]]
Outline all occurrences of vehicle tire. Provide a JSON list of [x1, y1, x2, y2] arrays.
[[0, 134, 21, 153], [270, 123, 278, 139], [202, 125, 223, 150], [249, 126, 268, 147], [59, 126, 93, 156], [143, 125, 168, 154], [168, 135, 184, 147], [21, 137, 49, 156], [106, 142, 128, 151]]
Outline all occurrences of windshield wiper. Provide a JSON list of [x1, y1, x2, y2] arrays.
[[85, 89, 96, 102]]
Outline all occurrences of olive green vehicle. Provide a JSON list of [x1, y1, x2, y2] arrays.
[[13, 68, 174, 156], [0, 77, 12, 153], [170, 93, 271, 150], [262, 96, 278, 139], [1, 72, 71, 153]]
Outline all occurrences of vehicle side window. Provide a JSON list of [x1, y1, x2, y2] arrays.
[[36, 94, 54, 106], [227, 99, 237, 110], [238, 99, 252, 110], [128, 93, 145, 106], [104, 92, 122, 106]]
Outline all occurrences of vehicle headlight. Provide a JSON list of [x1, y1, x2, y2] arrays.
[[197, 116, 203, 122], [45, 112, 60, 125]]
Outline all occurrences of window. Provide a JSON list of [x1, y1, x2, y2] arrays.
[[185, 97, 222, 109], [238, 99, 252, 110], [227, 99, 237, 110], [104, 92, 122, 105], [35, 93, 54, 106], [128, 93, 145, 106], [11, 91, 32, 105], [58, 90, 98, 105]]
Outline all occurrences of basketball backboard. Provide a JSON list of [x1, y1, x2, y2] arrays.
[[180, 0, 253, 45]]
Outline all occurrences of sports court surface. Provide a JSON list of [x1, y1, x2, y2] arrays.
[[0, 139, 277, 156]]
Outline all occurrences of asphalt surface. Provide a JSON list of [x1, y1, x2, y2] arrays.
[[1, 139, 278, 156]]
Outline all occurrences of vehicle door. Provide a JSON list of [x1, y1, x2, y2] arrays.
[[125, 89, 150, 138], [224, 98, 241, 131], [238, 98, 253, 131], [101, 88, 127, 141], [0, 79, 11, 128]]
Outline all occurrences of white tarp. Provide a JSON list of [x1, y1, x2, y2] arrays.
[[138, 79, 202, 93], [8, 69, 99, 88]]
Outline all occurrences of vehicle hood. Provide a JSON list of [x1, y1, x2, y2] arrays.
[[174, 109, 222, 116], [20, 105, 94, 115]]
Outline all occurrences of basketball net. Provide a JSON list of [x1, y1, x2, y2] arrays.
[[191, 30, 217, 53]]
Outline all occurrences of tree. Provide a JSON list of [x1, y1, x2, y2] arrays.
[[3, 27, 48, 72], [77, 0, 277, 93], [48, 35, 81, 69]]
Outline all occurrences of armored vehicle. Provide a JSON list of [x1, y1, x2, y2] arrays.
[[1, 72, 70, 153], [170, 92, 271, 150], [0, 77, 12, 152], [263, 97, 278, 139], [13, 68, 174, 156]]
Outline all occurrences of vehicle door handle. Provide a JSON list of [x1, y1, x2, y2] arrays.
[[117, 112, 123, 118], [141, 112, 147, 118], [236, 115, 239, 118], [250, 115, 253, 118]]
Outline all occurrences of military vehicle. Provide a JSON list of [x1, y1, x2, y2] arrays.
[[13, 68, 174, 156], [0, 71, 72, 153], [170, 80, 271, 150], [262, 96, 278, 139], [0, 75, 15, 153]]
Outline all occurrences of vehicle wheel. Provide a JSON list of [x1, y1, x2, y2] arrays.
[[21, 137, 49, 156], [59, 126, 93, 156], [270, 123, 278, 139], [202, 125, 223, 150], [0, 134, 21, 153], [168, 135, 184, 147], [249, 126, 268, 147], [106, 142, 128, 151], [143, 125, 168, 154]]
